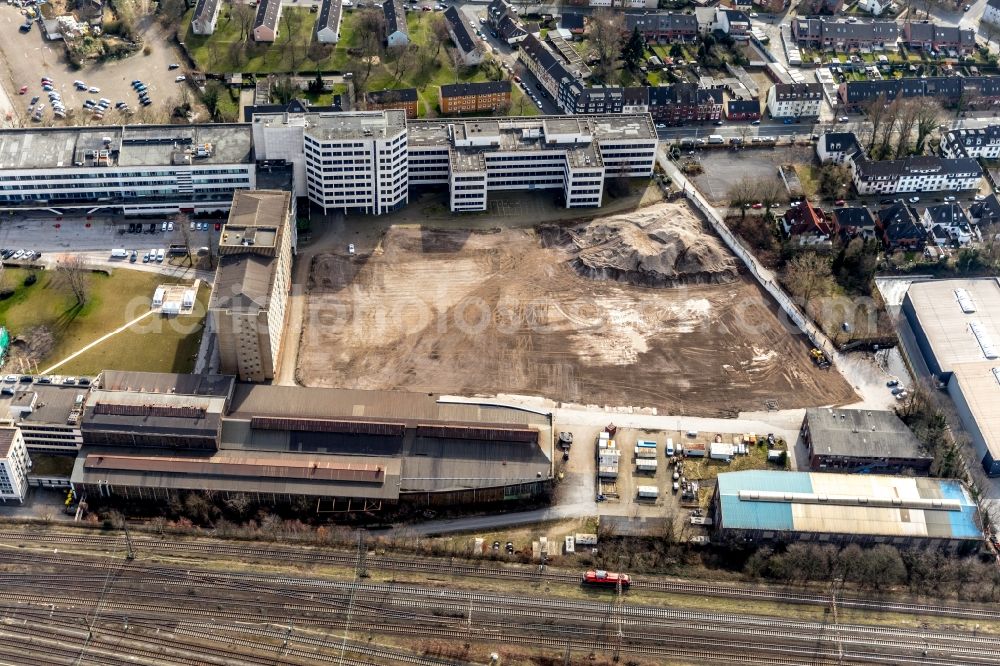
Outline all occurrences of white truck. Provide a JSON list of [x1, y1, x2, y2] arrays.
[[707, 134, 725, 144], [110, 248, 128, 259]]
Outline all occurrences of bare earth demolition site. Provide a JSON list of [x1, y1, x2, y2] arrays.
[[298, 201, 855, 415]]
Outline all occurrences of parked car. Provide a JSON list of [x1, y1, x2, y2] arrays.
[[168, 63, 181, 70], [908, 196, 920, 203], [750, 119, 760, 125], [88, 86, 100, 93], [175, 75, 186, 82]]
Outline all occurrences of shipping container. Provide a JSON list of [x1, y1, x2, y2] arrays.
[[637, 439, 657, 449], [710, 442, 734, 461], [152, 287, 165, 307], [598, 465, 618, 479], [635, 459, 658, 473], [634, 446, 657, 459], [637, 485, 659, 499]]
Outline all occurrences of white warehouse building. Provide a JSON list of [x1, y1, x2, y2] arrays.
[[0, 125, 255, 215]]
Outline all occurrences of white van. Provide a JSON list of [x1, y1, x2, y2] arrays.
[[156, 249, 165, 262], [110, 248, 128, 259], [666, 438, 674, 456]]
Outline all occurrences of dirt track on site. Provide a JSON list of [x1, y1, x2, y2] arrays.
[[298, 203, 856, 416]]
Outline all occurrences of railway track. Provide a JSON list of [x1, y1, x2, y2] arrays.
[[2, 528, 997, 622], [0, 555, 998, 666]]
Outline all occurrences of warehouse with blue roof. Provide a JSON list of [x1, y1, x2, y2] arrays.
[[713, 470, 982, 550]]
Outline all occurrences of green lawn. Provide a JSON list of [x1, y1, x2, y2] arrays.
[[57, 283, 210, 376], [0, 268, 205, 376]]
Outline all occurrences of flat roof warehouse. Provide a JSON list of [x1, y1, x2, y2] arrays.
[[902, 278, 1000, 476]]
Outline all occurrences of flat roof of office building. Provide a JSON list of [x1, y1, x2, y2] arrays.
[[252, 110, 407, 141], [0, 125, 252, 170], [97, 370, 235, 397], [10, 384, 88, 425], [406, 113, 656, 148], [0, 427, 19, 457]]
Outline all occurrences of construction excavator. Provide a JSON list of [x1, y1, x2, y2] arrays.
[[810, 348, 831, 369]]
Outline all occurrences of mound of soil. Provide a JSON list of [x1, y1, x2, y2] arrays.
[[549, 202, 740, 287]]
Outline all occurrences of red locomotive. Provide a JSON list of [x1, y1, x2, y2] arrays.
[[582, 569, 630, 589]]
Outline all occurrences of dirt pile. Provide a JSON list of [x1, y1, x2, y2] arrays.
[[551, 202, 739, 287]]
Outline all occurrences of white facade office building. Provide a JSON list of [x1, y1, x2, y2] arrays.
[[252, 110, 409, 215], [0, 125, 255, 215], [0, 424, 31, 503]]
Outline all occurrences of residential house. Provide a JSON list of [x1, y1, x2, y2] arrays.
[[850, 154, 983, 195], [839, 77, 1000, 111], [191, 0, 222, 35], [562, 83, 624, 115], [857, 0, 891, 16], [791, 18, 899, 51], [253, 0, 282, 42], [876, 202, 926, 251], [366, 88, 419, 118], [725, 98, 760, 121], [921, 203, 975, 246], [624, 12, 699, 43], [798, 0, 845, 14], [315, 0, 343, 44], [985, 0, 1000, 26], [444, 6, 484, 66], [831, 206, 877, 240], [970, 194, 1000, 227], [488, 0, 529, 44], [622, 87, 650, 113], [383, 0, 409, 47], [816, 131, 859, 164], [648, 83, 723, 125], [439, 81, 512, 114], [519, 33, 571, 103], [782, 201, 833, 246], [712, 8, 751, 38], [766, 83, 823, 119], [903, 22, 976, 55], [560, 12, 585, 37], [940, 125, 1000, 159]]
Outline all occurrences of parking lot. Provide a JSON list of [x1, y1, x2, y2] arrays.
[[689, 146, 802, 206], [0, 7, 193, 126]]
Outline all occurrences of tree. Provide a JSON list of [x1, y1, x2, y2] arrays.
[[893, 97, 921, 157], [347, 58, 373, 103], [54, 255, 90, 307], [588, 10, 625, 83], [757, 179, 785, 213], [622, 27, 645, 71], [914, 98, 942, 154], [816, 163, 851, 200], [727, 177, 761, 218], [272, 76, 298, 104], [232, 3, 255, 44], [862, 92, 891, 153], [784, 251, 833, 307], [428, 13, 450, 57], [175, 212, 194, 267], [669, 43, 683, 59], [282, 7, 308, 71], [388, 44, 417, 82]]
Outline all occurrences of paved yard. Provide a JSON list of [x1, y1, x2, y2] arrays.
[[0, 8, 196, 126]]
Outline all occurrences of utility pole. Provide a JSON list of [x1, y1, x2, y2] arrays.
[[123, 522, 134, 561], [612, 571, 623, 663], [831, 577, 843, 665]]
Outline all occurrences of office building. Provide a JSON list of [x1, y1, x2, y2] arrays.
[[901, 279, 1000, 476], [0, 424, 31, 503], [5, 384, 87, 453], [0, 125, 255, 215], [803, 408, 932, 474], [209, 190, 295, 382]]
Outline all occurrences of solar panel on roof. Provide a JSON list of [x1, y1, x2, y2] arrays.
[[970, 321, 998, 359], [955, 288, 977, 313]]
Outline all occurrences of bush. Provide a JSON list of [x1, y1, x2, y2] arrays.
[[0, 288, 13, 300], [23, 273, 36, 287], [143, 44, 152, 56]]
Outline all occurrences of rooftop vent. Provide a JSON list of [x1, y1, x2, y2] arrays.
[[955, 288, 976, 313]]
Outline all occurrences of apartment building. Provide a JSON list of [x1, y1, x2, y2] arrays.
[[986, 0, 1000, 26], [850, 154, 982, 195], [725, 98, 761, 121], [940, 125, 1000, 160], [190, 0, 222, 35], [792, 18, 898, 51], [903, 22, 976, 55], [444, 7, 484, 65], [766, 83, 823, 119], [518, 34, 622, 115], [816, 131, 859, 164], [383, 0, 409, 46], [315, 0, 343, 44], [839, 76, 1000, 111], [0, 424, 30, 503], [921, 203, 975, 246], [0, 125, 255, 215], [487, 0, 528, 44], [407, 114, 657, 212], [623, 11, 699, 43], [648, 84, 723, 124], [366, 88, 419, 118], [440, 81, 512, 114], [209, 190, 295, 383], [252, 110, 409, 216], [253, 0, 283, 41]]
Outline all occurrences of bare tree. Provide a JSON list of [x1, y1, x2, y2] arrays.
[[727, 177, 762, 218], [758, 179, 786, 213], [863, 92, 891, 154], [283, 8, 308, 71], [388, 44, 417, 82], [876, 101, 899, 159], [588, 10, 625, 83], [175, 212, 194, 266], [912, 99, 940, 155], [428, 13, 450, 58], [784, 252, 834, 307], [54, 256, 90, 307], [233, 3, 255, 44], [893, 98, 921, 157]]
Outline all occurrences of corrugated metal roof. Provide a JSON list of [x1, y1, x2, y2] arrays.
[[717, 470, 981, 540], [805, 408, 929, 461]]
